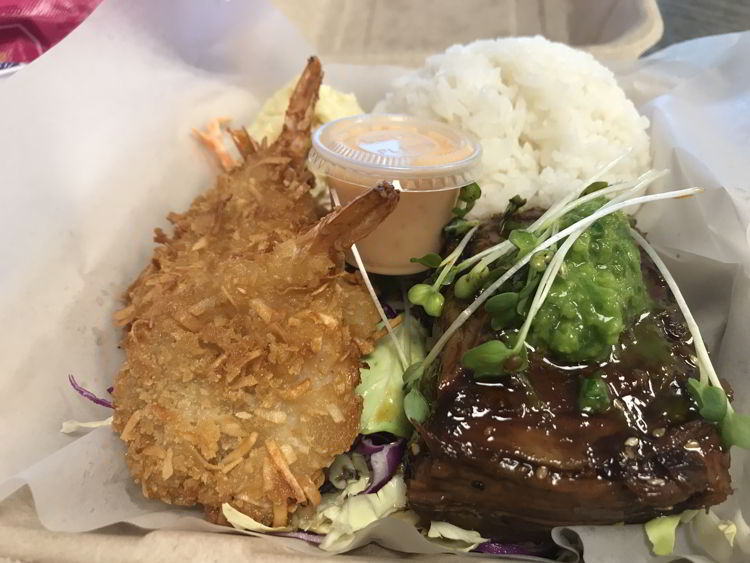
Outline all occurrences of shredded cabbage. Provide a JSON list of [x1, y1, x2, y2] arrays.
[[645, 514, 682, 556], [692, 509, 737, 562], [60, 416, 112, 433], [223, 468, 407, 553], [645, 508, 747, 560], [357, 318, 427, 437], [327, 452, 371, 495], [222, 503, 292, 533], [278, 475, 407, 551], [314, 475, 407, 551], [426, 521, 487, 552], [343, 477, 369, 497], [733, 509, 750, 555]]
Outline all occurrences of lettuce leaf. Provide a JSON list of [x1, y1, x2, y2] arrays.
[[357, 317, 427, 437]]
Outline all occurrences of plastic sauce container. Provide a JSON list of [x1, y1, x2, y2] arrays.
[[308, 114, 482, 275]]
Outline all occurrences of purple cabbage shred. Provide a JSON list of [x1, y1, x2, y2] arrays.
[[276, 531, 322, 544], [475, 542, 530, 555], [356, 433, 405, 494], [68, 375, 113, 409], [381, 302, 399, 319], [474, 540, 553, 557]]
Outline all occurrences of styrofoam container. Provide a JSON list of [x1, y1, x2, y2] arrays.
[[274, 0, 664, 64]]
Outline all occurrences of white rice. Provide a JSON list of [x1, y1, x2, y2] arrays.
[[374, 36, 651, 218]]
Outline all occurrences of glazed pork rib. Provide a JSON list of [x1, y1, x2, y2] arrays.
[[407, 218, 732, 542]]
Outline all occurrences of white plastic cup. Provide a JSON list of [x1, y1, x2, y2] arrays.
[[308, 114, 482, 275]]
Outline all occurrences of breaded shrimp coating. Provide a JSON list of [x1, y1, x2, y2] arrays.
[[112, 57, 399, 526]]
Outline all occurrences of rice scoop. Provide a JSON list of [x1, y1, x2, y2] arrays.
[[375, 36, 651, 218]]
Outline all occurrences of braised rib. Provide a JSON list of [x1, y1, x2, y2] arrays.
[[407, 216, 732, 541]]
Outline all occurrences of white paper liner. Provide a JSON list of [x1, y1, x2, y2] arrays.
[[0, 0, 748, 560]]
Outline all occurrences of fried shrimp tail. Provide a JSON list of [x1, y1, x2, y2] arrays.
[[272, 56, 323, 164], [196, 57, 323, 171], [301, 182, 399, 254]]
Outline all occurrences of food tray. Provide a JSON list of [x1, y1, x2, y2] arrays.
[[273, 0, 664, 65]]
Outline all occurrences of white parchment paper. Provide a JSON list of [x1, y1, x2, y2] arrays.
[[0, 0, 748, 560]]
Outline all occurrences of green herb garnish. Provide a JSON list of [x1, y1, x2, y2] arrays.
[[686, 379, 727, 421], [451, 182, 481, 218], [401, 161, 739, 436], [461, 338, 527, 378], [720, 410, 750, 450], [581, 180, 609, 196], [578, 375, 611, 413], [410, 253, 443, 268], [444, 218, 479, 236], [632, 228, 750, 450], [408, 183, 483, 317], [407, 284, 445, 317], [485, 292, 520, 330], [416, 177, 698, 385]]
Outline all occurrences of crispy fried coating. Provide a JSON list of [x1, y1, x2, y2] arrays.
[[112, 57, 399, 526]]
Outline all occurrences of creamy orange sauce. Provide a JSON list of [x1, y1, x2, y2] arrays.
[[310, 114, 481, 275], [331, 179, 460, 275]]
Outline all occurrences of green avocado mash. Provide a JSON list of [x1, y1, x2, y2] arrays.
[[528, 198, 650, 361]]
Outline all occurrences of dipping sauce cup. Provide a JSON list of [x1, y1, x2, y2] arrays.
[[308, 114, 482, 275]]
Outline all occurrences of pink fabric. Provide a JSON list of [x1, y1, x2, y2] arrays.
[[0, 0, 100, 63]]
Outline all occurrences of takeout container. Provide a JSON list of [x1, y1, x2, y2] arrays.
[[308, 114, 482, 275], [273, 0, 664, 65], [1, 0, 748, 561], [0, 0, 665, 83]]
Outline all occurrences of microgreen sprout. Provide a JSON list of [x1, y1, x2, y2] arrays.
[[408, 225, 479, 317], [485, 292, 519, 330], [461, 338, 528, 378], [453, 261, 489, 299], [411, 187, 702, 386], [630, 228, 750, 450], [444, 218, 479, 236], [408, 182, 483, 317], [628, 229, 718, 388], [453, 196, 529, 299], [463, 209, 586, 377], [525, 149, 635, 233], [407, 284, 445, 317], [452, 168, 665, 282], [686, 379, 727, 421], [410, 253, 443, 269], [452, 182, 482, 218], [533, 169, 667, 232], [329, 188, 408, 369], [408, 181, 484, 318]]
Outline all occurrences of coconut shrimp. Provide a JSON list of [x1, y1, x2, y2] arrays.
[[112, 56, 399, 526], [121, 55, 325, 287]]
